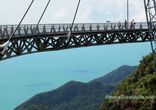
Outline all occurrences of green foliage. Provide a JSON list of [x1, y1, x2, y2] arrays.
[[99, 54, 156, 110]]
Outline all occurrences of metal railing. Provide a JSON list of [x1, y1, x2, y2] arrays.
[[0, 22, 148, 38]]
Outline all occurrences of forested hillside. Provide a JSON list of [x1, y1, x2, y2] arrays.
[[99, 54, 156, 110]]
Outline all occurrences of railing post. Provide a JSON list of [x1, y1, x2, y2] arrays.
[[58, 25, 61, 32], [10, 25, 14, 35], [82, 24, 85, 31], [24, 25, 28, 35], [89, 24, 92, 31], [43, 24, 46, 34], [63, 25, 66, 32], [96, 24, 100, 31], [74, 24, 78, 32], [0, 26, 2, 36], [18, 27, 21, 35]]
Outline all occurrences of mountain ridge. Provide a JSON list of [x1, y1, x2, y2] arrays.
[[15, 65, 136, 110], [91, 65, 137, 85]]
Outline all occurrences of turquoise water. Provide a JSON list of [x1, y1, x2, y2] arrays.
[[0, 42, 151, 110]]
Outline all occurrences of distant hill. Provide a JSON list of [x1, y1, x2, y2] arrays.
[[92, 65, 137, 85], [99, 54, 156, 110], [15, 65, 136, 110]]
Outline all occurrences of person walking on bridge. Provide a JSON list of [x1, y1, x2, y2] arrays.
[[130, 19, 136, 29], [118, 21, 121, 29], [124, 20, 128, 29]]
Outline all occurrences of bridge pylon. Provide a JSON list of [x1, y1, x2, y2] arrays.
[[144, 0, 156, 71], [144, 0, 156, 52]]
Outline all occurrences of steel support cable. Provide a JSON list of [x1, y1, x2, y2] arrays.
[[0, 0, 35, 54], [37, 0, 51, 25], [35, 0, 51, 39], [66, 0, 81, 42]]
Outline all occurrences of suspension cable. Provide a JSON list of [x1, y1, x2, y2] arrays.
[[9, 0, 35, 42], [0, 0, 35, 53], [67, 0, 81, 41], [37, 0, 51, 25]]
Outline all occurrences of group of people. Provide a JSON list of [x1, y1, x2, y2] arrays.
[[118, 19, 136, 29]]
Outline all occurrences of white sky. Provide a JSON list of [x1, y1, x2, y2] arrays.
[[0, 0, 146, 24]]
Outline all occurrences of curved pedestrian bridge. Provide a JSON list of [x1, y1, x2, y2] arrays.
[[0, 22, 152, 60]]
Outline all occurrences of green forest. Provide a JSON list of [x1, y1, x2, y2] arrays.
[[100, 54, 156, 110]]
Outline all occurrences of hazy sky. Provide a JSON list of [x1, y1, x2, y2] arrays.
[[0, 0, 146, 24]]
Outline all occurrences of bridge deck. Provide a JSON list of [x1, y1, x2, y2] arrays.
[[0, 22, 152, 60], [0, 22, 148, 40]]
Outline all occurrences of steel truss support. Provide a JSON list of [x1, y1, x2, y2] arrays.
[[0, 31, 151, 60]]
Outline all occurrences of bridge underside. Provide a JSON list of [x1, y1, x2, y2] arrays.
[[0, 29, 152, 60]]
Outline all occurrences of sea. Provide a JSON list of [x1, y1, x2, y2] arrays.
[[0, 42, 151, 110]]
